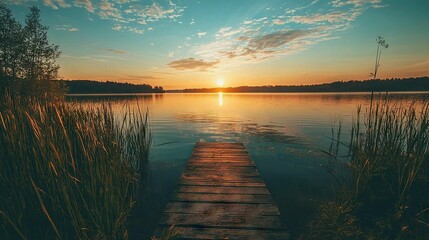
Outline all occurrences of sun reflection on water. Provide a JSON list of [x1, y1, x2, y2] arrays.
[[218, 92, 223, 106]]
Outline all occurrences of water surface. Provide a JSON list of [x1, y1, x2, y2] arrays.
[[68, 92, 429, 238]]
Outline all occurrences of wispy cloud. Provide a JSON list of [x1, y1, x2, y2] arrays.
[[98, 0, 122, 21], [331, 0, 382, 7], [112, 24, 122, 30], [56, 0, 71, 8], [55, 25, 79, 31], [249, 30, 315, 50], [124, 1, 185, 24], [99, 48, 127, 54], [168, 58, 219, 71], [197, 31, 206, 38], [288, 11, 361, 24], [73, 0, 94, 13], [43, 0, 58, 10], [43, 0, 71, 9]]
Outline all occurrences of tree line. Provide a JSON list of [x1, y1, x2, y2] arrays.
[[63, 80, 165, 94], [182, 77, 429, 93]]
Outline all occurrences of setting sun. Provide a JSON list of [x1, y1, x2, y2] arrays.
[[217, 79, 224, 87]]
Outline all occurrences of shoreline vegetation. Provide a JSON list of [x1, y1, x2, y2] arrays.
[[176, 77, 429, 93], [310, 95, 429, 239], [0, 92, 151, 239], [1, 4, 156, 240]]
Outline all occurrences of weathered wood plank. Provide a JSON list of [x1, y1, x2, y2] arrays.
[[180, 175, 262, 183], [178, 180, 267, 187], [172, 192, 274, 203], [159, 212, 284, 229], [156, 142, 288, 239], [182, 169, 259, 175], [175, 186, 269, 195], [185, 162, 256, 167], [164, 202, 280, 215], [172, 227, 289, 240]]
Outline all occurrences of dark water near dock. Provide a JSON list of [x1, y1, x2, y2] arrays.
[[67, 92, 429, 238]]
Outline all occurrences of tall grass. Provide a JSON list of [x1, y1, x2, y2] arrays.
[[311, 95, 429, 239], [0, 92, 150, 239]]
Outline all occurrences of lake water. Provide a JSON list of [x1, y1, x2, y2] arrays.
[[68, 92, 429, 238]]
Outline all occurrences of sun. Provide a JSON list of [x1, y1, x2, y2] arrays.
[[217, 79, 224, 87]]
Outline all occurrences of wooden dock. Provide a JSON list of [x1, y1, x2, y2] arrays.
[[156, 142, 289, 239]]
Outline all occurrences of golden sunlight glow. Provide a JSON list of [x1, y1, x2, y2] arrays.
[[218, 92, 223, 106], [217, 79, 224, 87]]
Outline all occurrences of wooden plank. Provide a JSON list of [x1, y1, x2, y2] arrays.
[[178, 180, 266, 187], [171, 227, 289, 240], [159, 212, 284, 229], [175, 186, 269, 195], [180, 171, 262, 179], [164, 202, 280, 215], [156, 142, 288, 239], [180, 175, 262, 182], [184, 162, 256, 167], [172, 192, 274, 203]]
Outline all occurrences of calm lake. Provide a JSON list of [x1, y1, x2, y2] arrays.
[[68, 92, 429, 238]]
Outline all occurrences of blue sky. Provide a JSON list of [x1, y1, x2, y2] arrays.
[[5, 0, 429, 89]]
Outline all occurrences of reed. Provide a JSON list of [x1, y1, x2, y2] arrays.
[[311, 94, 429, 239], [0, 92, 150, 239]]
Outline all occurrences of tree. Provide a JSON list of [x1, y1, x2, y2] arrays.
[[370, 36, 389, 80], [23, 6, 60, 81], [0, 3, 24, 80]]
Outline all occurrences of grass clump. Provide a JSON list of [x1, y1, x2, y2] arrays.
[[311, 95, 429, 239], [0, 92, 150, 239]]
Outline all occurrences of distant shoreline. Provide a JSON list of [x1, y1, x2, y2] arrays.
[[60, 77, 429, 94], [172, 77, 429, 93]]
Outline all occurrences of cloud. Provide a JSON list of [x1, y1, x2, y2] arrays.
[[99, 48, 127, 54], [73, 0, 94, 13], [197, 31, 206, 38], [128, 27, 144, 34], [55, 25, 79, 31], [248, 29, 315, 51], [289, 11, 361, 24], [125, 2, 184, 23], [114, 0, 131, 3], [43, 0, 58, 9], [272, 19, 285, 25], [145, 3, 174, 19], [112, 24, 122, 30], [57, 0, 70, 8], [98, 0, 122, 21], [168, 58, 219, 71], [331, 0, 382, 7]]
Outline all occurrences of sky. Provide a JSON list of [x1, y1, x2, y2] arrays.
[[5, 0, 429, 89]]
